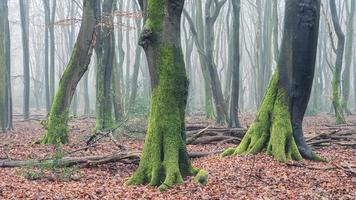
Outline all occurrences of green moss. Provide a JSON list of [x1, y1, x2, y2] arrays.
[[126, 44, 201, 190], [267, 89, 302, 162], [194, 169, 208, 185], [221, 69, 319, 162], [41, 110, 69, 144], [146, 0, 165, 31], [41, 83, 70, 144], [331, 69, 346, 124], [222, 70, 279, 157]]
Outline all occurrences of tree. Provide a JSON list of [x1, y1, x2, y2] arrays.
[[95, 0, 115, 131], [49, 0, 57, 105], [40, 0, 98, 144], [183, 0, 228, 123], [222, 0, 323, 162], [128, 1, 144, 113], [329, 0, 346, 124], [341, 0, 355, 114], [183, 0, 215, 119], [127, 0, 206, 190], [19, 0, 30, 120], [228, 0, 241, 128], [4, 0, 11, 130], [43, 0, 51, 113], [0, 0, 12, 132]]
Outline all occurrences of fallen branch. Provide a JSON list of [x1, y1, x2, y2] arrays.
[[0, 150, 222, 168]]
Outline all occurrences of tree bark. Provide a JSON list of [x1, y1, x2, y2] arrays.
[[49, 0, 56, 106], [228, 0, 241, 128], [127, 0, 206, 190], [341, 0, 355, 115], [40, 0, 98, 144], [4, 0, 11, 130], [19, 0, 30, 120], [0, 1, 8, 132], [43, 0, 51, 114], [128, 1, 143, 113], [223, 0, 323, 162], [95, 0, 115, 131], [329, 0, 346, 124]]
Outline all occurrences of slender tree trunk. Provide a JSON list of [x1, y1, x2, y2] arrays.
[[228, 0, 241, 128], [329, 0, 346, 124], [95, 0, 115, 131], [127, 0, 206, 190], [40, 0, 97, 144], [43, 0, 51, 114], [272, 0, 279, 62], [128, 1, 143, 112], [204, 0, 228, 124], [0, 1, 8, 132], [223, 0, 323, 162], [19, 0, 30, 120], [341, 0, 355, 115], [5, 0, 11, 130], [49, 0, 56, 105], [112, 0, 125, 122], [69, 0, 78, 116], [82, 70, 90, 116]]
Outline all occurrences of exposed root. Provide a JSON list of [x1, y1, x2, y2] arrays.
[[222, 71, 322, 162]]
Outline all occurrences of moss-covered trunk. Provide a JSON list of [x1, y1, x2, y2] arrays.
[[127, 0, 205, 190], [223, 0, 323, 162], [40, 0, 97, 144], [329, 0, 346, 124]]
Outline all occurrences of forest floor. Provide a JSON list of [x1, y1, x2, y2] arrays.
[[0, 112, 355, 199]]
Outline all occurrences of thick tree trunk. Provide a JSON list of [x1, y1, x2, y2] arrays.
[[228, 0, 241, 128], [223, 0, 323, 162], [19, 0, 30, 120], [329, 0, 346, 124], [40, 0, 97, 144], [95, 0, 115, 131], [127, 0, 206, 190]]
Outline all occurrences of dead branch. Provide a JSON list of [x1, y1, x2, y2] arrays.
[[0, 150, 222, 168]]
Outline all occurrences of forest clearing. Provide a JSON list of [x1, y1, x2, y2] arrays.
[[0, 0, 356, 199]]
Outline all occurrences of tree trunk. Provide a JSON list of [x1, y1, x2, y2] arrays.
[[82, 70, 90, 116], [228, 0, 241, 128], [329, 0, 346, 124], [0, 1, 8, 132], [40, 0, 97, 144], [95, 0, 115, 131], [127, 0, 206, 190], [128, 1, 143, 113], [223, 0, 323, 162], [4, 0, 11, 130], [43, 0, 51, 114], [19, 0, 30, 120], [341, 0, 355, 115], [204, 0, 228, 124], [49, 0, 56, 105]]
